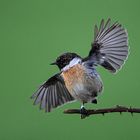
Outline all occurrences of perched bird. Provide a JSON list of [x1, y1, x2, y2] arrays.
[[31, 19, 129, 118]]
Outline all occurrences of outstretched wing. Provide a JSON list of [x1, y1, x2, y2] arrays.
[[31, 74, 75, 112], [86, 18, 129, 73]]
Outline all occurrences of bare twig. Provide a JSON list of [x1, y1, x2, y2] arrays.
[[64, 105, 140, 119]]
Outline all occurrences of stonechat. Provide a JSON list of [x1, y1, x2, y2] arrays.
[[31, 19, 129, 117]]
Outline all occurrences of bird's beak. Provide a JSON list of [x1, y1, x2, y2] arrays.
[[50, 62, 57, 65]]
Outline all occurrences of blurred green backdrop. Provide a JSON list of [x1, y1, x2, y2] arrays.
[[0, 0, 140, 140]]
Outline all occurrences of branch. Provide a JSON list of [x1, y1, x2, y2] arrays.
[[64, 105, 140, 119]]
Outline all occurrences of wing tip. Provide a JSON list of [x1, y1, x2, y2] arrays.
[[108, 50, 129, 74]]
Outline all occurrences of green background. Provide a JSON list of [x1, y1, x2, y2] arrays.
[[0, 0, 140, 140]]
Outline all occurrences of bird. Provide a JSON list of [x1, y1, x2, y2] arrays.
[[31, 19, 129, 118]]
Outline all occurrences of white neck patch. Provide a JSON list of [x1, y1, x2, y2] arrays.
[[61, 57, 82, 72]]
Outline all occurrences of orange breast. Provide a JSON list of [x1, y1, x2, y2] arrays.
[[61, 64, 84, 93]]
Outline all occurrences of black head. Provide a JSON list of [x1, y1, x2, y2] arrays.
[[51, 52, 81, 70]]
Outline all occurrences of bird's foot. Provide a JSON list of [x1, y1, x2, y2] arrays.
[[80, 106, 88, 119], [91, 99, 97, 104]]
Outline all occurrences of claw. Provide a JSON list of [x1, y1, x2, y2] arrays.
[[80, 106, 88, 119]]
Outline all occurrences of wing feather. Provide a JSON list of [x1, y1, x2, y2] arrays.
[[31, 74, 75, 112], [86, 19, 129, 73], [40, 88, 47, 110], [34, 88, 45, 105]]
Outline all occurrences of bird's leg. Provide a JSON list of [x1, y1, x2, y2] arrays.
[[80, 102, 88, 119]]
